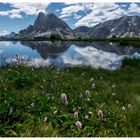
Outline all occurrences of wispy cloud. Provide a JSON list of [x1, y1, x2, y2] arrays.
[[61, 46, 122, 70], [60, 3, 94, 19], [128, 3, 140, 13], [0, 30, 9, 36], [75, 3, 123, 27], [0, 2, 49, 19], [75, 3, 140, 27], [9, 13, 23, 19], [0, 11, 9, 16]]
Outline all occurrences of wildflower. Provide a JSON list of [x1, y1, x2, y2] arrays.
[[112, 93, 116, 96], [87, 98, 90, 102], [61, 93, 68, 106], [31, 103, 34, 108], [116, 100, 119, 104], [16, 55, 20, 61], [92, 83, 95, 89], [53, 110, 58, 115], [100, 76, 103, 80], [122, 106, 126, 110], [88, 111, 93, 114], [128, 104, 132, 109], [81, 73, 84, 76], [40, 85, 43, 89], [85, 90, 90, 97], [73, 112, 78, 118], [75, 121, 82, 129], [65, 101, 68, 106], [85, 115, 89, 120], [98, 110, 104, 120], [73, 108, 76, 112], [88, 111, 93, 117], [44, 116, 48, 122], [112, 84, 116, 88], [90, 78, 94, 82]]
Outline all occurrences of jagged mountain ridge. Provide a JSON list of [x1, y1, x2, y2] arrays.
[[77, 16, 140, 38], [16, 13, 140, 39]]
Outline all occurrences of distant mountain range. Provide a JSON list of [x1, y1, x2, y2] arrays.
[[0, 32, 17, 40], [1, 12, 140, 40], [87, 16, 140, 38]]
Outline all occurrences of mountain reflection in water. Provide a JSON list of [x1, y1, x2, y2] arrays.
[[0, 41, 140, 69]]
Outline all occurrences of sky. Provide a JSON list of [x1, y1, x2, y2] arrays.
[[0, 2, 140, 35]]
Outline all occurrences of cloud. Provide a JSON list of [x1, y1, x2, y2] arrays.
[[0, 30, 9, 36], [128, 3, 140, 13], [0, 11, 9, 16], [10, 3, 48, 15], [61, 4, 85, 15], [94, 11, 104, 16], [59, 3, 124, 27], [9, 13, 23, 19], [0, 2, 49, 19], [74, 3, 130, 27], [75, 3, 140, 27], [60, 3, 94, 19], [61, 46, 122, 70], [91, 3, 119, 11], [0, 41, 12, 46], [74, 14, 82, 20]]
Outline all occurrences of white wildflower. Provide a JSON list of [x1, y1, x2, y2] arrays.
[[85, 115, 89, 120]]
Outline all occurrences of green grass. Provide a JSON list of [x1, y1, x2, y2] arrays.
[[0, 59, 140, 137]]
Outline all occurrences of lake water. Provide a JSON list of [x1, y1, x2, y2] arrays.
[[0, 41, 140, 70]]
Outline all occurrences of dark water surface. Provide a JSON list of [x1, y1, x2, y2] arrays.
[[0, 41, 140, 69]]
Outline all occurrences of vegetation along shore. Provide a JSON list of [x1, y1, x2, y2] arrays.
[[0, 58, 140, 137]]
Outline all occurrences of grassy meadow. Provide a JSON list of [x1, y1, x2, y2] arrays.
[[0, 58, 140, 137]]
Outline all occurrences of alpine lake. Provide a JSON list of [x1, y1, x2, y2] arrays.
[[0, 41, 140, 70]]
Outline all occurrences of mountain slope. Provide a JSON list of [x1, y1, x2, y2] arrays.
[[88, 16, 140, 38], [16, 12, 74, 39], [73, 26, 92, 38]]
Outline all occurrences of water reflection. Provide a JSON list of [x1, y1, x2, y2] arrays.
[[74, 42, 140, 55], [21, 41, 70, 59], [0, 41, 140, 69]]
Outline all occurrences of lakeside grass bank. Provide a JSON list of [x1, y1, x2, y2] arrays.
[[0, 58, 140, 137]]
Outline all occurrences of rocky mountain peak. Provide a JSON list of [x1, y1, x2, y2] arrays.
[[37, 12, 46, 18], [47, 13, 58, 19], [34, 12, 71, 30], [16, 12, 74, 39]]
